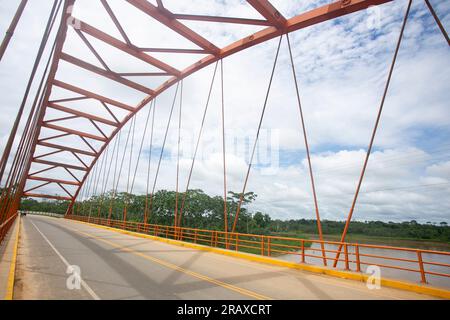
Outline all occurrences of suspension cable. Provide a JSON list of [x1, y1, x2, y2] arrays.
[[148, 83, 180, 223], [108, 130, 122, 221], [231, 35, 283, 233], [0, 0, 29, 61], [220, 59, 229, 240], [0, 0, 62, 221], [424, 0, 449, 46], [144, 98, 157, 224], [0, 0, 61, 186], [177, 62, 219, 229], [91, 143, 109, 216], [333, 0, 412, 267], [96, 143, 110, 217], [128, 100, 155, 222], [286, 34, 327, 266], [174, 81, 183, 227], [98, 130, 121, 218], [109, 118, 135, 220], [123, 115, 137, 222]]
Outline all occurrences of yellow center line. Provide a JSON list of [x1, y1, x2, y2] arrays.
[[65, 225, 272, 300]]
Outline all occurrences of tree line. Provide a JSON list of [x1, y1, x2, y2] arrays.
[[19, 189, 450, 242]]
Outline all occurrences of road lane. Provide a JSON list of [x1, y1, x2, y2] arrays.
[[14, 215, 439, 300]]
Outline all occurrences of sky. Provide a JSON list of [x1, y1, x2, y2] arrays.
[[0, 0, 449, 224]]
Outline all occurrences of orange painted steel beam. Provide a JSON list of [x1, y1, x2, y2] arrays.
[[28, 176, 80, 186], [32, 159, 87, 172], [48, 102, 119, 127], [14, 0, 76, 213], [29, 165, 57, 177], [57, 182, 74, 198], [53, 80, 135, 112], [76, 21, 181, 76], [42, 122, 107, 142], [247, 0, 287, 29], [139, 47, 206, 54], [60, 52, 155, 95], [23, 193, 72, 201], [39, 132, 70, 143], [14, 0, 393, 207], [126, 0, 220, 54], [34, 149, 63, 159], [286, 0, 392, 33], [37, 141, 97, 157], [24, 181, 52, 194], [38, 140, 97, 157], [64, 167, 81, 183], [100, 0, 132, 45], [173, 14, 272, 26], [46, 115, 79, 124], [65, 0, 394, 214]]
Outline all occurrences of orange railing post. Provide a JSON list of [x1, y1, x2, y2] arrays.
[[355, 244, 361, 273], [261, 236, 264, 256], [301, 239, 305, 263], [417, 251, 427, 284], [344, 244, 350, 270], [65, 215, 450, 283]]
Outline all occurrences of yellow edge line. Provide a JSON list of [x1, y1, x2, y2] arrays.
[[68, 219, 450, 300], [4, 215, 21, 300], [66, 225, 271, 300]]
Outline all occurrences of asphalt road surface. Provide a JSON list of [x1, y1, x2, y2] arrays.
[[13, 215, 439, 300]]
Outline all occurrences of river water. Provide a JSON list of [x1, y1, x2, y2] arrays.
[[277, 243, 450, 289]]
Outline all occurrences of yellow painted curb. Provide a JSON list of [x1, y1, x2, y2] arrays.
[[68, 218, 450, 300], [4, 215, 21, 300]]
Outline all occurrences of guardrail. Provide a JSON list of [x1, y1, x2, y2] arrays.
[[20, 211, 64, 218], [66, 215, 450, 285], [0, 213, 18, 245]]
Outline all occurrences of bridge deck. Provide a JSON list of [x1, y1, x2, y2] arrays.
[[13, 215, 439, 300]]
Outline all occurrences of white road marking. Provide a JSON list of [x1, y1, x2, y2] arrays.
[[30, 219, 101, 300]]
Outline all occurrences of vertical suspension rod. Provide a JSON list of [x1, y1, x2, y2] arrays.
[[231, 35, 283, 233], [333, 0, 412, 267], [286, 34, 327, 266]]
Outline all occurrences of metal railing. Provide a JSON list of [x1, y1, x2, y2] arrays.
[[0, 212, 18, 244], [66, 215, 450, 285], [20, 211, 64, 218]]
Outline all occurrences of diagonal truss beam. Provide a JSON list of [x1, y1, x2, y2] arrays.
[[60, 52, 155, 95], [42, 122, 107, 142], [37, 141, 97, 157], [52, 80, 135, 112], [23, 193, 72, 201], [247, 0, 287, 29], [76, 21, 181, 76], [28, 176, 80, 186], [126, 0, 220, 54], [32, 159, 88, 172], [173, 14, 273, 26], [48, 102, 119, 127], [15, 0, 395, 210]]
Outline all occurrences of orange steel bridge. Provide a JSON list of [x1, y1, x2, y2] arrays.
[[0, 0, 449, 296]]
